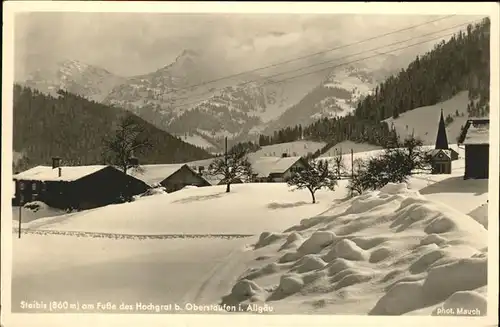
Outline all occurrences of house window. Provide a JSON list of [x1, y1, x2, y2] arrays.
[[19, 181, 25, 190], [32, 182, 37, 191]]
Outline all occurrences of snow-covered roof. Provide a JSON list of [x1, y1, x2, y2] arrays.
[[185, 157, 219, 168], [463, 121, 489, 145], [13, 165, 108, 182], [251, 156, 304, 178], [184, 155, 305, 179], [202, 175, 224, 186], [129, 164, 187, 186], [428, 149, 452, 160], [202, 175, 243, 186]]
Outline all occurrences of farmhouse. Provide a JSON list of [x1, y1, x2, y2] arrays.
[[12, 159, 149, 210], [458, 118, 489, 179], [251, 155, 308, 182], [429, 109, 459, 174], [183, 154, 308, 183], [130, 164, 211, 192]]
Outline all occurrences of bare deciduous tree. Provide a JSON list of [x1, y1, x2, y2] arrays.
[[103, 115, 152, 174], [287, 159, 338, 204], [332, 148, 346, 179], [207, 146, 252, 193], [347, 134, 432, 195]]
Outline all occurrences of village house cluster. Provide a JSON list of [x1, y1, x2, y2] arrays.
[[12, 153, 308, 211], [12, 112, 490, 212]]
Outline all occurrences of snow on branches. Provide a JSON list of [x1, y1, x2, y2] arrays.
[[287, 158, 338, 204], [207, 147, 253, 193]]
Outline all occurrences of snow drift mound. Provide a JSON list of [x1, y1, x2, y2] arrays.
[[23, 201, 50, 212], [13, 201, 67, 223], [133, 186, 167, 201], [223, 183, 488, 315]]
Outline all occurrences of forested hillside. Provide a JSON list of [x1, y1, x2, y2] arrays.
[[256, 17, 490, 152], [354, 17, 490, 121], [13, 85, 213, 171]]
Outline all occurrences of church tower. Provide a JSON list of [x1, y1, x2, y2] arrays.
[[435, 109, 449, 149]]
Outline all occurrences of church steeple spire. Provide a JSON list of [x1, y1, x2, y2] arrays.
[[435, 109, 449, 149]]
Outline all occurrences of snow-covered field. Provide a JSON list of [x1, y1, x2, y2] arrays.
[[16, 183, 349, 235], [250, 141, 326, 159], [10, 183, 348, 313], [178, 132, 217, 150], [384, 91, 469, 145], [320, 141, 383, 157], [12, 234, 252, 311]]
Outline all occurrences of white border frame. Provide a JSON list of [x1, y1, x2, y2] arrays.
[[2, 2, 499, 327]]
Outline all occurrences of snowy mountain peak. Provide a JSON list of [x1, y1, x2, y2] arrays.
[[22, 59, 125, 102], [177, 49, 201, 60]]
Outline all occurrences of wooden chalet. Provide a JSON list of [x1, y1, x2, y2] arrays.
[[130, 164, 211, 192], [12, 158, 149, 210], [251, 154, 309, 182], [457, 118, 490, 179]]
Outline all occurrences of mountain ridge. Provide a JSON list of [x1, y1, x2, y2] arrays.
[[17, 38, 446, 153], [13, 84, 213, 172]]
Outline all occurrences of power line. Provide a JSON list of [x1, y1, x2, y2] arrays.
[[164, 18, 480, 108], [261, 30, 463, 87], [172, 33, 452, 109], [170, 19, 476, 103], [163, 15, 457, 95], [170, 30, 466, 110]]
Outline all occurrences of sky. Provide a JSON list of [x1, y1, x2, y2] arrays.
[[14, 13, 483, 78]]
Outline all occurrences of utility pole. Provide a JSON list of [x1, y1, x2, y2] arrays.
[[224, 137, 230, 193], [350, 148, 354, 197], [18, 203, 22, 239], [224, 137, 228, 167]]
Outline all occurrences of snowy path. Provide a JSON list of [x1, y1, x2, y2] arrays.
[[11, 234, 253, 313], [181, 241, 257, 305]]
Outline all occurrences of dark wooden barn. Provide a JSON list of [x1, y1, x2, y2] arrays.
[[130, 164, 211, 193], [428, 109, 459, 174], [12, 160, 150, 210], [458, 118, 490, 179]]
